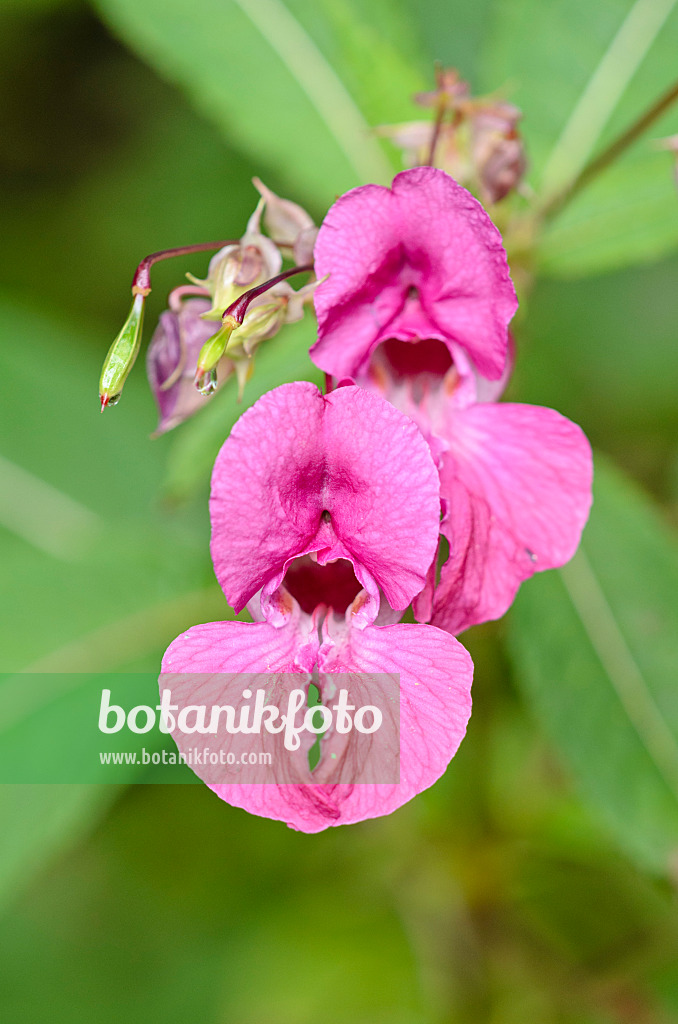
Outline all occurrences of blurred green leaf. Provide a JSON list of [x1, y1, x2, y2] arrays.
[[508, 458, 678, 872], [0, 294, 233, 905], [509, 252, 678, 483], [483, 0, 678, 274], [402, 0, 494, 79], [0, 294, 216, 668], [538, 149, 678, 277], [92, 0, 421, 205], [286, 0, 428, 124], [0, 785, 120, 917]]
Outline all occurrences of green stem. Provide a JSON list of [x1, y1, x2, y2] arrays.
[[541, 75, 678, 220]]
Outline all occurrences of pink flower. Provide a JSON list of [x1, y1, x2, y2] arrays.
[[162, 382, 473, 832], [310, 169, 593, 634], [311, 166, 518, 382]]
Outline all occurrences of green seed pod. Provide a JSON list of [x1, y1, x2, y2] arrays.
[[195, 319, 236, 378], [99, 293, 146, 409]]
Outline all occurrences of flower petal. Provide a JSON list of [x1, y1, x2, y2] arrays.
[[162, 615, 319, 676], [161, 618, 327, 830], [312, 167, 517, 381], [210, 382, 440, 611], [312, 619, 474, 825], [426, 402, 593, 633]]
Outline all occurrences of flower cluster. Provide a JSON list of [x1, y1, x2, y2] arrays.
[[151, 165, 592, 832], [375, 68, 527, 207], [99, 179, 318, 421]]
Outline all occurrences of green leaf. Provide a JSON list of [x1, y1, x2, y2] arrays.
[[0, 295, 233, 904], [92, 0, 426, 205], [401, 0, 494, 80], [482, 0, 678, 275], [0, 785, 120, 916], [507, 458, 678, 872], [510, 253, 678, 458], [537, 143, 678, 277]]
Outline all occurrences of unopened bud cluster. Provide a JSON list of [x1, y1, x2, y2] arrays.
[[99, 180, 317, 432], [376, 67, 527, 207]]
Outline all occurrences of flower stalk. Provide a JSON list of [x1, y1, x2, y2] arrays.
[[100, 240, 236, 410], [194, 263, 314, 394], [539, 76, 678, 220]]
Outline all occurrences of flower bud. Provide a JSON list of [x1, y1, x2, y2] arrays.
[[226, 298, 286, 357], [146, 298, 232, 435], [471, 103, 526, 205], [374, 121, 436, 168], [226, 278, 319, 361], [196, 317, 238, 375], [100, 292, 145, 410], [293, 225, 319, 266], [415, 68, 469, 109], [198, 200, 283, 320], [252, 177, 315, 249]]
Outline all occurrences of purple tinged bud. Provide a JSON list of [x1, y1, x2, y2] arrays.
[[374, 121, 438, 168], [415, 68, 470, 108], [199, 202, 283, 320], [471, 103, 527, 205], [293, 225, 319, 266], [252, 177, 315, 248], [146, 298, 232, 435]]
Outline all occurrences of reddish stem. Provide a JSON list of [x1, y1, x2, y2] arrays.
[[223, 263, 314, 325], [131, 240, 237, 295], [426, 97, 447, 167]]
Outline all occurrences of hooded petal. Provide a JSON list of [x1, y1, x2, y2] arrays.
[[424, 402, 593, 634], [312, 167, 517, 381], [210, 382, 440, 612]]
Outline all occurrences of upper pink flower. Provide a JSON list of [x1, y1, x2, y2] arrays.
[[311, 166, 518, 382], [162, 382, 473, 832]]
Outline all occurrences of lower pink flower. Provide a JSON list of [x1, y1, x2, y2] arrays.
[[161, 382, 473, 832]]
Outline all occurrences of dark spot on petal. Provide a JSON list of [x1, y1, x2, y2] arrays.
[[321, 509, 331, 523]]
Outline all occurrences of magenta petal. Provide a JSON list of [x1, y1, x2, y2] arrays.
[[312, 621, 473, 824], [160, 617, 465, 834], [429, 402, 593, 634], [312, 167, 517, 381], [210, 382, 440, 612], [162, 616, 319, 675], [161, 619, 334, 831]]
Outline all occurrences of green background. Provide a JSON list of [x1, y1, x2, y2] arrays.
[[1, 0, 678, 1020]]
